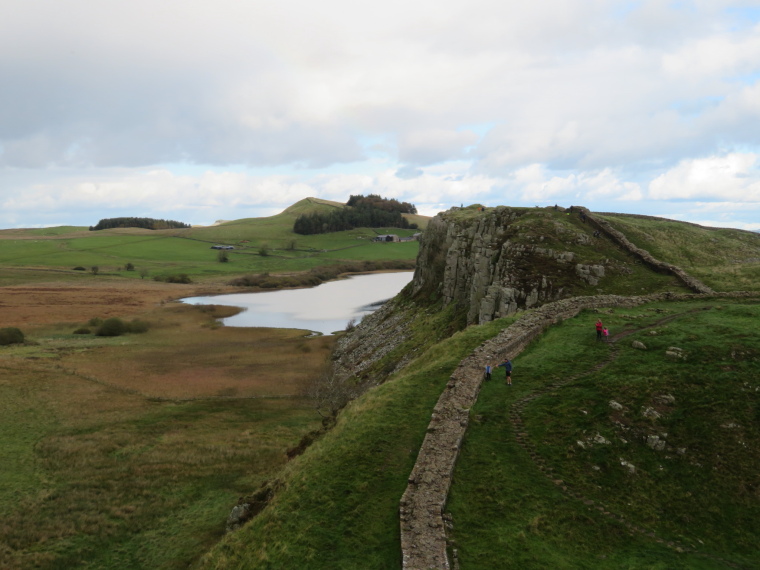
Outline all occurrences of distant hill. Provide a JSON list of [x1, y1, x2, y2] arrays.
[[0, 197, 429, 284]]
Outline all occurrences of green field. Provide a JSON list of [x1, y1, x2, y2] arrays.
[[0, 304, 336, 569], [0, 198, 422, 283]]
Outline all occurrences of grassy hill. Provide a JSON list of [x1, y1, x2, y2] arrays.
[[199, 295, 760, 569], [0, 198, 425, 286], [599, 213, 760, 292]]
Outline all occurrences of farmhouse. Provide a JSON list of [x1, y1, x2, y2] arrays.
[[373, 234, 400, 242]]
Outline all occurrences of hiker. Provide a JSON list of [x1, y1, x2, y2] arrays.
[[497, 358, 512, 386], [603, 327, 610, 342], [596, 319, 603, 341], [484, 364, 492, 381]]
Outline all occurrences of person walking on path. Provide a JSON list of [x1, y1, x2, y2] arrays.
[[497, 358, 513, 386], [603, 327, 609, 342], [596, 319, 603, 341], [484, 364, 492, 381]]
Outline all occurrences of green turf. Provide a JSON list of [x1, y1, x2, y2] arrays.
[[448, 299, 760, 568]]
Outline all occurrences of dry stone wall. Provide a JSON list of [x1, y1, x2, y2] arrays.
[[398, 292, 710, 570], [580, 208, 714, 294]]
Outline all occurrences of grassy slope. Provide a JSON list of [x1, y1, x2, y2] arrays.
[[449, 299, 760, 568], [0, 199, 424, 282], [199, 297, 760, 569], [598, 214, 760, 292], [198, 302, 516, 569]]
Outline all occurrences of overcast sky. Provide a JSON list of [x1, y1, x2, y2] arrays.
[[2, 0, 760, 230]]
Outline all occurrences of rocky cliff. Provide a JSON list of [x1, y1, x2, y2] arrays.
[[409, 205, 710, 326]]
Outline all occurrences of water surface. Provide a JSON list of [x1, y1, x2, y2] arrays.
[[182, 271, 413, 334]]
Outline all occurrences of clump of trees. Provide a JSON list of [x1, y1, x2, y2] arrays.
[[0, 327, 24, 345], [346, 194, 417, 214], [293, 194, 418, 235], [89, 217, 191, 231]]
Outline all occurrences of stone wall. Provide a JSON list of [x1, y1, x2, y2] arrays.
[[398, 292, 713, 569], [579, 208, 714, 294]]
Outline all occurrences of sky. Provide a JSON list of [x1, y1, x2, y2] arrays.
[[2, 0, 760, 230]]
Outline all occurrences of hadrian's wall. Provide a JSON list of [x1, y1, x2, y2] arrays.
[[399, 290, 725, 570]]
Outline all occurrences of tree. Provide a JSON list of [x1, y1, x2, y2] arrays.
[[139, 268, 149, 279], [259, 243, 270, 256], [217, 250, 230, 263], [91, 266, 99, 275], [125, 262, 135, 271]]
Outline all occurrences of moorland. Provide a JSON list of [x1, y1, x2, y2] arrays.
[[1, 200, 759, 569]]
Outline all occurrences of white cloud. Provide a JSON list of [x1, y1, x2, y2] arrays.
[[648, 153, 760, 201], [1, 1, 760, 228], [512, 165, 643, 202]]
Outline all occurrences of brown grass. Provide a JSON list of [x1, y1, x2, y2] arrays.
[[0, 276, 335, 568]]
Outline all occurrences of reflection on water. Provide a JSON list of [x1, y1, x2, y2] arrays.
[[182, 271, 414, 335]]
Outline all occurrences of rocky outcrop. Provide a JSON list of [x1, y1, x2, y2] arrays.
[[408, 206, 714, 328], [410, 208, 593, 325]]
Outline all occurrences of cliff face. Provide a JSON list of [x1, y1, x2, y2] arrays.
[[411, 207, 599, 324], [409, 205, 710, 325]]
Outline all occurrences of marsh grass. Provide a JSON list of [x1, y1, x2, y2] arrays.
[[449, 299, 760, 568], [0, 302, 333, 569]]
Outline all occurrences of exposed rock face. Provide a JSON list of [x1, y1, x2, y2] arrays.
[[409, 206, 715, 326], [411, 208, 590, 324]]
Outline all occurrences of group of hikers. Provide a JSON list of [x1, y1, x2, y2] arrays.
[[484, 319, 610, 386]]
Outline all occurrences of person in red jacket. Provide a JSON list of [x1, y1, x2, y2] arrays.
[[596, 319, 603, 341]]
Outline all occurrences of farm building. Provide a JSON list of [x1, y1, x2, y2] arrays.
[[374, 234, 400, 242]]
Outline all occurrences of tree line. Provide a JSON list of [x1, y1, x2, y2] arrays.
[[293, 194, 418, 235], [89, 217, 191, 231]]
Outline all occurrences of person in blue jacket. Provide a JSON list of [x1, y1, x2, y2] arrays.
[[497, 358, 513, 386]]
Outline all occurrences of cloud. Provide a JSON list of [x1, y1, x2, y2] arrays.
[[1, 1, 760, 229], [648, 153, 760, 201], [512, 165, 643, 202]]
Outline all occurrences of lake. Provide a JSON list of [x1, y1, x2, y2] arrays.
[[182, 271, 414, 334]]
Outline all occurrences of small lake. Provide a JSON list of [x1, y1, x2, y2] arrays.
[[182, 271, 414, 335]]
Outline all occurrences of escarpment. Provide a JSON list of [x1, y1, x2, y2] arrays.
[[410, 206, 709, 325], [331, 205, 713, 385]]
